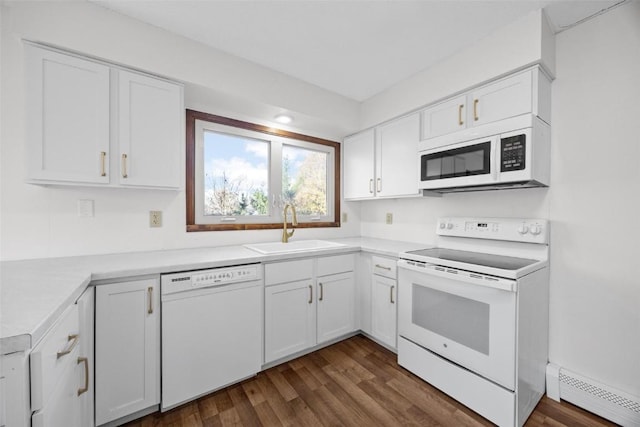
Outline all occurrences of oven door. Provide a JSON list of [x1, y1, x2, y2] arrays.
[[419, 137, 497, 190], [398, 261, 516, 390]]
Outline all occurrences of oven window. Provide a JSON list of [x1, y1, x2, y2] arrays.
[[412, 284, 490, 355], [421, 141, 491, 181]]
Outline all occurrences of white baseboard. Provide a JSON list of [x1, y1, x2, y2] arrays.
[[546, 363, 640, 427]]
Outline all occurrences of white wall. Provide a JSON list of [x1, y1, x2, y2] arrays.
[[548, 1, 640, 396], [356, 1, 640, 399], [0, 1, 361, 260], [359, 9, 555, 129]]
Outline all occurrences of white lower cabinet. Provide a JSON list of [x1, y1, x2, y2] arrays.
[[30, 286, 94, 427], [317, 272, 355, 343], [359, 254, 399, 350], [264, 254, 356, 364], [371, 274, 397, 349], [1, 351, 30, 427], [264, 279, 316, 363], [77, 287, 95, 427], [95, 278, 160, 426]]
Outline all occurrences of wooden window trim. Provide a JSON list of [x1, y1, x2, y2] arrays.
[[186, 109, 341, 232]]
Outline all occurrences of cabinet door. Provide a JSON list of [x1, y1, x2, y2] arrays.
[[117, 70, 183, 188], [31, 361, 83, 427], [264, 280, 316, 364], [356, 254, 373, 335], [95, 278, 160, 425], [25, 45, 110, 184], [76, 287, 94, 427], [377, 113, 420, 198], [343, 129, 375, 200], [468, 70, 532, 127], [371, 275, 397, 349], [421, 95, 466, 140], [317, 272, 355, 344]]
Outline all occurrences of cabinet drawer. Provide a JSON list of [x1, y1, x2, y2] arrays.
[[30, 304, 80, 412], [372, 256, 397, 279], [265, 259, 313, 286], [317, 254, 355, 277]]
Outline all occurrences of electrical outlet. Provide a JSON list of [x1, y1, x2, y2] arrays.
[[342, 212, 348, 223], [386, 212, 393, 225], [150, 211, 162, 228]]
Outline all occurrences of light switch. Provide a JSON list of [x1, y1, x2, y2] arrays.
[[77, 200, 94, 217]]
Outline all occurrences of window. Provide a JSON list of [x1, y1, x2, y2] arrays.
[[186, 110, 340, 231]]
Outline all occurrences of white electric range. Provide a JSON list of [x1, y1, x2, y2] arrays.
[[397, 217, 549, 427]]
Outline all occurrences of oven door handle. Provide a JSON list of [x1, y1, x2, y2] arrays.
[[397, 259, 516, 292]]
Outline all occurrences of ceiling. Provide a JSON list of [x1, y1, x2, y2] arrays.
[[91, 0, 623, 102]]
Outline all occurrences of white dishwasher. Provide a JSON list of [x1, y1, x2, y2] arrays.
[[161, 264, 263, 410]]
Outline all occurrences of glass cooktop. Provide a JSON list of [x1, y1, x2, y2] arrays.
[[404, 248, 538, 271]]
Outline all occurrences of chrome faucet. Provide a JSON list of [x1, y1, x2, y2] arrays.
[[282, 203, 298, 243]]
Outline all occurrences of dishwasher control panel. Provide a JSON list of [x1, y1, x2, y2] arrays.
[[161, 264, 261, 295]]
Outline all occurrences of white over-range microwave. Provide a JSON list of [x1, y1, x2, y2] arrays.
[[419, 115, 550, 193]]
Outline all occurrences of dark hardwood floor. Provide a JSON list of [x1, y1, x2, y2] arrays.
[[126, 335, 616, 426]]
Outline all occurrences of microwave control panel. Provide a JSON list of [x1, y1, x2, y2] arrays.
[[500, 134, 526, 172]]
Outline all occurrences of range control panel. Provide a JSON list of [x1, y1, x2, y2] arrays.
[[161, 264, 261, 295], [437, 217, 548, 244]]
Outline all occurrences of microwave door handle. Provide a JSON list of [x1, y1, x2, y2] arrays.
[[492, 138, 499, 181]]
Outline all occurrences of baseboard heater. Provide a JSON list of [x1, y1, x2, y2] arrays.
[[546, 363, 640, 426]]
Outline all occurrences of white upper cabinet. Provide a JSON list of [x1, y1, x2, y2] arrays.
[[376, 113, 420, 198], [421, 67, 551, 142], [343, 128, 375, 199], [468, 70, 533, 127], [25, 43, 184, 189], [421, 95, 467, 140], [117, 70, 182, 188], [25, 45, 111, 184], [343, 112, 420, 201]]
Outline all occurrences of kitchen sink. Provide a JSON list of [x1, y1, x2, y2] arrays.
[[244, 240, 346, 254]]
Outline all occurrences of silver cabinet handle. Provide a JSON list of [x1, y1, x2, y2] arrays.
[[57, 334, 79, 358], [308, 285, 313, 304], [77, 357, 89, 396], [375, 264, 392, 271], [319, 283, 324, 301], [369, 179, 374, 194], [390, 285, 395, 304], [147, 287, 153, 314], [376, 178, 381, 193], [121, 153, 128, 178]]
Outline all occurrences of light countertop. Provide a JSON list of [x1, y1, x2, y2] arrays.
[[0, 237, 430, 354]]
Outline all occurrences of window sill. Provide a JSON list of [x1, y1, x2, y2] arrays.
[[186, 222, 340, 232]]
